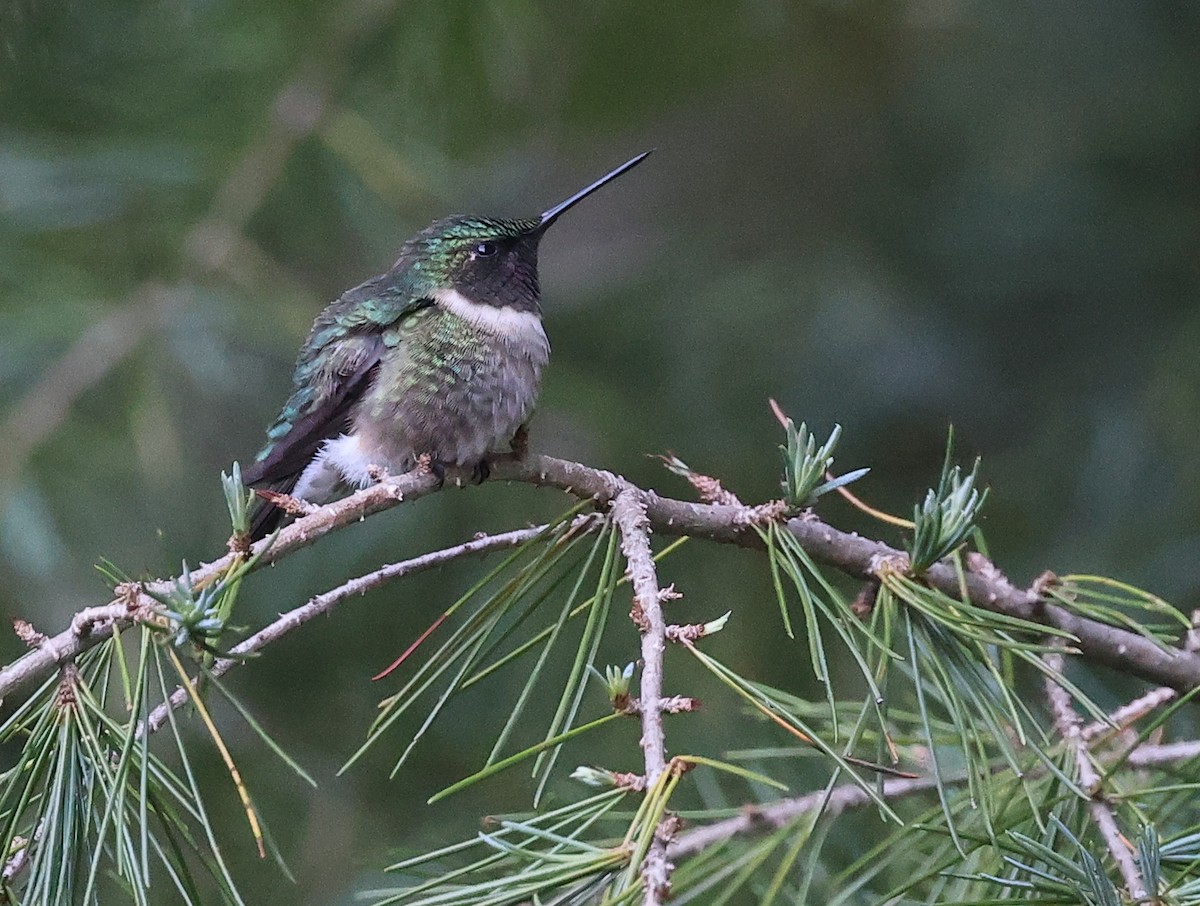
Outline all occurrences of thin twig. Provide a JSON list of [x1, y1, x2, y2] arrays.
[[1045, 645, 1147, 901], [1082, 686, 1178, 744], [654, 454, 742, 506], [669, 775, 942, 861], [667, 733, 1200, 864], [612, 488, 675, 905], [1126, 740, 1200, 768], [138, 522, 564, 738]]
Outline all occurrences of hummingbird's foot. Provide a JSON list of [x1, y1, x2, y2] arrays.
[[510, 423, 530, 460], [471, 459, 491, 485], [431, 461, 447, 488], [366, 463, 391, 483]]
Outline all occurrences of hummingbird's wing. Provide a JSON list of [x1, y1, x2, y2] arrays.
[[242, 281, 433, 538], [241, 338, 383, 485], [241, 334, 383, 540]]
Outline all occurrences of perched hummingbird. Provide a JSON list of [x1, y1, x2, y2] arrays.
[[241, 151, 651, 539]]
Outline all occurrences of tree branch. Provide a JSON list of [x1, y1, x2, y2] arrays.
[[612, 488, 675, 904], [4, 451, 1200, 902], [1045, 645, 1147, 901], [668, 775, 942, 862], [5, 453, 1200, 707], [0, 465, 441, 700], [668, 735, 1200, 865], [138, 521, 570, 738]]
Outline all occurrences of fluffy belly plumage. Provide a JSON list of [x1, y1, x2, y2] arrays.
[[293, 303, 548, 502]]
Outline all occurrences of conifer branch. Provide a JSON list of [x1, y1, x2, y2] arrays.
[[1045, 644, 1147, 902], [138, 522, 566, 738], [668, 736, 1200, 864], [668, 775, 943, 861], [612, 488, 675, 904], [4, 454, 1200, 709], [3, 454, 1200, 903]]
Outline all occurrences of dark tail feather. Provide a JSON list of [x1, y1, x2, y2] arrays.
[[249, 496, 286, 542], [243, 469, 301, 543]]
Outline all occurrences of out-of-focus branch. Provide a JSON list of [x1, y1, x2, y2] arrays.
[[0, 285, 179, 483], [1082, 686, 1179, 743], [0, 0, 404, 492], [1126, 740, 1200, 767]]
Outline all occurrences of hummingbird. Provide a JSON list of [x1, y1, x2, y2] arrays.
[[241, 151, 651, 540]]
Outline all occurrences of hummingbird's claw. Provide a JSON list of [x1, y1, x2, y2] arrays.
[[429, 460, 446, 488], [471, 459, 491, 485], [510, 423, 530, 460]]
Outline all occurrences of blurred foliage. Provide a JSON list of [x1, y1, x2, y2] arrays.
[[2, 1, 1200, 903]]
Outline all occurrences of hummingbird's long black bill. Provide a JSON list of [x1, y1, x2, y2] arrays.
[[537, 150, 653, 230]]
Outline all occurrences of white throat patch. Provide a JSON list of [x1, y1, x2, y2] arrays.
[[433, 288, 545, 339]]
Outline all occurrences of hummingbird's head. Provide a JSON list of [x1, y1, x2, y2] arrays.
[[398, 216, 545, 313], [392, 151, 652, 314]]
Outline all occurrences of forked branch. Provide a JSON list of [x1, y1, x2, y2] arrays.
[[4, 454, 1199, 710]]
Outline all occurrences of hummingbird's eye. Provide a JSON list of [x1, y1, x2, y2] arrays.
[[474, 241, 499, 258]]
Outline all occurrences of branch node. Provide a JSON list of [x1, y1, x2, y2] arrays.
[[735, 499, 791, 527], [12, 619, 45, 649], [656, 813, 685, 844], [227, 532, 252, 557], [55, 663, 79, 707], [661, 696, 699, 713], [620, 695, 700, 715], [629, 598, 650, 633], [658, 583, 683, 603], [255, 488, 318, 517], [869, 552, 910, 577], [613, 692, 639, 715], [614, 771, 648, 792], [666, 756, 696, 777], [654, 453, 743, 506], [116, 581, 143, 613], [665, 622, 706, 643], [1030, 570, 1059, 598], [851, 579, 880, 619]]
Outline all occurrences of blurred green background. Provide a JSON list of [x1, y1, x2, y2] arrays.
[[2, 2, 1199, 902]]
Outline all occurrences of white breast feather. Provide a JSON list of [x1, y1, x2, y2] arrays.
[[433, 287, 548, 348]]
